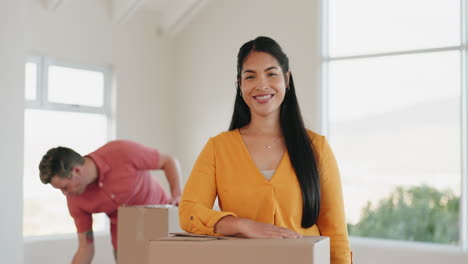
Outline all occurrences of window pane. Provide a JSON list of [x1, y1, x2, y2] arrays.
[[48, 65, 105, 107], [329, 0, 460, 57], [329, 51, 461, 244], [25, 62, 37, 101], [23, 109, 108, 236]]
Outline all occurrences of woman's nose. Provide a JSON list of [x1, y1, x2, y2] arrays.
[[257, 76, 269, 90]]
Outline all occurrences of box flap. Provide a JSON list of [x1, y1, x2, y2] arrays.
[[121, 204, 174, 209], [159, 236, 219, 241], [170, 232, 249, 240], [170, 232, 228, 239]]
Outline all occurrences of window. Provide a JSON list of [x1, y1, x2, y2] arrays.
[[23, 57, 113, 237], [323, 0, 466, 246]]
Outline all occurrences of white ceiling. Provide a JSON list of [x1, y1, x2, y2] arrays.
[[41, 0, 208, 37], [141, 0, 172, 12]]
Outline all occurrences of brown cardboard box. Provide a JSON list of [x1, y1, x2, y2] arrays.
[[148, 234, 330, 264], [117, 205, 181, 264]]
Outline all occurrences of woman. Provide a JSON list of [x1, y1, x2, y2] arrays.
[[179, 36, 351, 264]]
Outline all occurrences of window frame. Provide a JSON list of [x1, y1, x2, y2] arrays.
[[321, 0, 468, 251], [26, 56, 112, 114], [23, 55, 113, 239]]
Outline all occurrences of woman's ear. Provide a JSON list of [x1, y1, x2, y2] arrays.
[[285, 71, 291, 88]]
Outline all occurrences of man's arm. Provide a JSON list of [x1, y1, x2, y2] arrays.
[[71, 230, 94, 264], [158, 153, 182, 205]]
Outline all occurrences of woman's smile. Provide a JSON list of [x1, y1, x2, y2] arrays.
[[253, 94, 275, 104]]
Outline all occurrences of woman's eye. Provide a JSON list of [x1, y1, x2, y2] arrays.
[[245, 76, 254, 80], [267, 72, 277, 76]]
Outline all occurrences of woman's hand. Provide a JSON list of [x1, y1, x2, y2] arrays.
[[214, 215, 302, 239], [237, 218, 302, 238]]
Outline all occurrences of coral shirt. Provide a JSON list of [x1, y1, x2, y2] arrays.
[[179, 130, 351, 264], [66, 140, 169, 249]]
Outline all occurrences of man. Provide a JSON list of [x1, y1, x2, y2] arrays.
[[39, 140, 182, 264]]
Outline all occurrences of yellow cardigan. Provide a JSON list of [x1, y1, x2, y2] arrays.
[[179, 129, 351, 264]]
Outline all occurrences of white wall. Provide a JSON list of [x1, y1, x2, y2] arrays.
[[0, 0, 25, 263], [172, 0, 322, 180], [172, 0, 468, 264]]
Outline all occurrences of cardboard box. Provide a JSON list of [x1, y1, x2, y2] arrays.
[[117, 205, 181, 264], [148, 234, 330, 264]]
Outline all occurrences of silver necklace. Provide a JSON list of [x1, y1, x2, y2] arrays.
[[265, 136, 282, 149], [240, 127, 283, 149]]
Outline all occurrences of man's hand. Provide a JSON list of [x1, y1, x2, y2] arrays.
[[72, 230, 95, 264], [168, 192, 181, 206], [214, 215, 302, 239]]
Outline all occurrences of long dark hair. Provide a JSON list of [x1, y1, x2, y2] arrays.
[[229, 36, 320, 228]]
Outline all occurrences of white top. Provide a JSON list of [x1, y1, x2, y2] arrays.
[[261, 170, 275, 181]]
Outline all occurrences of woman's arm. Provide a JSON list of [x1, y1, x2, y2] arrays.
[[315, 136, 351, 264], [179, 138, 237, 235], [214, 215, 301, 238]]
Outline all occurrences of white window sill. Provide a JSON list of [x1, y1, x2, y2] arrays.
[[350, 236, 466, 254]]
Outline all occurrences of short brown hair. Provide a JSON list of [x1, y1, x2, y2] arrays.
[[39, 147, 85, 184]]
